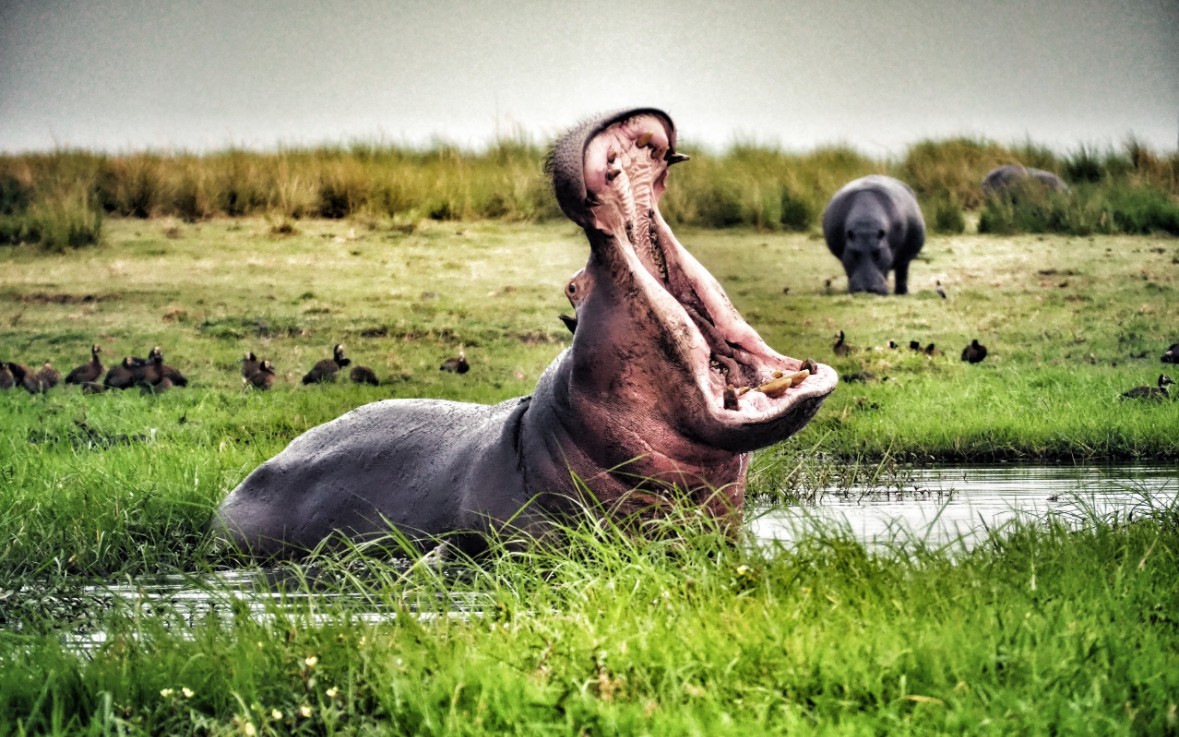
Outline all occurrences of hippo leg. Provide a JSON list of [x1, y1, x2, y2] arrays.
[[894, 260, 910, 295]]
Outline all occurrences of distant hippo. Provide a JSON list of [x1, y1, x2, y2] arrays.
[[981, 165, 1068, 197], [822, 175, 925, 295]]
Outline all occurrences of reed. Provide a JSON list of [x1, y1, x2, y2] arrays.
[[3, 137, 1176, 244]]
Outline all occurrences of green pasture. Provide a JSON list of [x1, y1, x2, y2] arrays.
[[0, 218, 1176, 735]]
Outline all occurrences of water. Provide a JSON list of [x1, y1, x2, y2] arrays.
[[6, 464, 1175, 653], [751, 464, 1177, 553]]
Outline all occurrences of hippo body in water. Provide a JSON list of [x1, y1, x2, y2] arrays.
[[981, 165, 1068, 197], [822, 175, 925, 295], [213, 108, 837, 559]]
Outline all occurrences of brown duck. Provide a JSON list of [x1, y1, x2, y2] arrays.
[[303, 344, 350, 384], [66, 344, 104, 385], [1121, 374, 1174, 400]]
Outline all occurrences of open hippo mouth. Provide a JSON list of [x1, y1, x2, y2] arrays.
[[549, 109, 838, 454]]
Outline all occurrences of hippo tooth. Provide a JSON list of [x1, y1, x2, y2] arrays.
[[607, 148, 618, 164], [757, 370, 811, 398], [736, 386, 751, 397], [635, 131, 653, 147]]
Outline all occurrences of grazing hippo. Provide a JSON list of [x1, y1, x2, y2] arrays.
[[822, 175, 925, 295], [981, 165, 1068, 197], [212, 108, 838, 559]]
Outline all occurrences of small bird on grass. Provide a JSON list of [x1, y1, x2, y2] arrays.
[[1162, 343, 1179, 364], [441, 348, 469, 374], [936, 280, 947, 299], [245, 360, 277, 390], [961, 339, 988, 364], [350, 365, 380, 385], [65, 344, 104, 385], [303, 344, 350, 384], [833, 331, 851, 357], [1121, 374, 1174, 401]]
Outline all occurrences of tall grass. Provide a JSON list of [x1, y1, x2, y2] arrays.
[[3, 136, 1176, 238], [2, 504, 1177, 734]]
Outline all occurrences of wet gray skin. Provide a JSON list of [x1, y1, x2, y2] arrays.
[[212, 108, 838, 559], [822, 175, 926, 295]]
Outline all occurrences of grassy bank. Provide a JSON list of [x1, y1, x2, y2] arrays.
[[0, 217, 1175, 577], [1, 218, 1177, 734], [3, 510, 1178, 736]]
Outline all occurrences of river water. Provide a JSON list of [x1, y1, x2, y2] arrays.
[[751, 463, 1177, 552], [9, 464, 1176, 653]]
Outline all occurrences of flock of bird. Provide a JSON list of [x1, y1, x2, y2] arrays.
[[1, 345, 187, 395], [830, 332, 1176, 401], [0, 342, 471, 395]]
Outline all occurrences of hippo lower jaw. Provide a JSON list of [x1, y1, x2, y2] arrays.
[[556, 110, 837, 456]]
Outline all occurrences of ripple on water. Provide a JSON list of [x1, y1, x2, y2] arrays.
[[751, 464, 1178, 553]]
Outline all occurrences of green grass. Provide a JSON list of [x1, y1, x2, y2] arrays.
[[2, 136, 1177, 240], [1, 218, 1177, 734], [2, 510, 1178, 735]]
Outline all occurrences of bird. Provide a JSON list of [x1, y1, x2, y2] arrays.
[[245, 360, 277, 390], [1162, 343, 1179, 364], [440, 348, 469, 374], [350, 365, 380, 385], [147, 346, 188, 387], [104, 356, 144, 390], [832, 331, 851, 357], [66, 344, 104, 385], [0, 362, 14, 390], [936, 280, 947, 299], [241, 351, 260, 379], [8, 361, 53, 394], [303, 344, 350, 384], [923, 343, 940, 357], [1121, 374, 1175, 400], [908, 340, 922, 352], [961, 339, 988, 364], [35, 361, 60, 390], [887, 340, 899, 350]]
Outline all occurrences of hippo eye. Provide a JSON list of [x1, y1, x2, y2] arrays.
[[877, 229, 886, 240], [567, 282, 577, 295]]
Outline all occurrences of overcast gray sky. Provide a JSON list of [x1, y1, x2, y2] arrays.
[[2, 0, 1177, 155]]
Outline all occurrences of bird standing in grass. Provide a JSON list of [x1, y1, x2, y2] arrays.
[[303, 344, 350, 384], [350, 365, 380, 385], [961, 339, 988, 364], [440, 348, 469, 374], [832, 331, 851, 357], [0, 363, 14, 390], [1121, 374, 1174, 400], [936, 280, 947, 299], [241, 351, 260, 379], [66, 344, 104, 385], [104, 357, 143, 390], [245, 360, 276, 390]]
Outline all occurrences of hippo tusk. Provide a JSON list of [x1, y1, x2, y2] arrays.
[[756, 369, 811, 397]]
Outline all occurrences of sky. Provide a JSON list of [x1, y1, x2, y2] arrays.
[[1, 0, 1177, 156]]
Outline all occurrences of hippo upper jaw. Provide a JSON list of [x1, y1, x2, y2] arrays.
[[551, 109, 837, 459]]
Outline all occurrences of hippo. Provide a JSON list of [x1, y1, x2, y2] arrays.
[[212, 108, 838, 559], [981, 165, 1069, 197], [821, 175, 925, 295]]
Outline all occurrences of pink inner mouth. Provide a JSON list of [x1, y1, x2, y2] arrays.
[[580, 113, 837, 425]]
